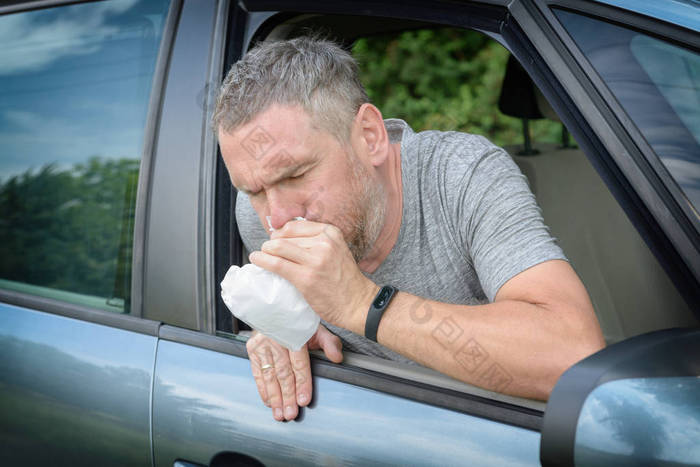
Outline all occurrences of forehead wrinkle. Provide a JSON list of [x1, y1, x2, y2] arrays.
[[239, 146, 314, 194]]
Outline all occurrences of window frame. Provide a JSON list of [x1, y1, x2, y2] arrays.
[[210, 0, 700, 431], [532, 0, 700, 277]]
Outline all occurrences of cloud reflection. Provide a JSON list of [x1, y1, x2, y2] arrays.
[[0, 0, 138, 76]]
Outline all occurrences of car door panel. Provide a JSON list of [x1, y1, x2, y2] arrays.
[[152, 337, 541, 466], [0, 303, 157, 466]]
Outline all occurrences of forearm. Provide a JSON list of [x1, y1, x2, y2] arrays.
[[252, 223, 605, 400], [346, 291, 604, 400]]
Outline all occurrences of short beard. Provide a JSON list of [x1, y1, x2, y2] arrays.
[[344, 149, 386, 263]]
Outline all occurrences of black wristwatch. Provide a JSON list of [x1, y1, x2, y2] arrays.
[[364, 285, 398, 342]]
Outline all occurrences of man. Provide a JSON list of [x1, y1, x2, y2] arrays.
[[214, 37, 605, 422]]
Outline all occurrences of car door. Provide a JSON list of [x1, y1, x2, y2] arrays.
[[149, 1, 699, 466], [0, 0, 176, 465]]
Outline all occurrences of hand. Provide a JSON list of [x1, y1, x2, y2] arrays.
[[246, 324, 343, 421], [249, 221, 379, 333]]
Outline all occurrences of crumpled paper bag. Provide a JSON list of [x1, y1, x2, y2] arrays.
[[220, 263, 320, 351]]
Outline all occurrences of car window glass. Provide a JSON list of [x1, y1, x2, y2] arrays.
[[0, 0, 171, 313], [630, 36, 700, 147], [553, 9, 700, 215]]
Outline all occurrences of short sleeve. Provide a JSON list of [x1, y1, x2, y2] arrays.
[[454, 147, 567, 301], [234, 192, 269, 253]]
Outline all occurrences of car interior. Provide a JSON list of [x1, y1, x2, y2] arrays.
[[227, 13, 698, 411]]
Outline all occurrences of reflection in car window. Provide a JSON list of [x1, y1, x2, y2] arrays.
[[0, 0, 170, 313], [554, 9, 700, 215]]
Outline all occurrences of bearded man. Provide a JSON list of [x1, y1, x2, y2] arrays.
[[214, 37, 605, 422]]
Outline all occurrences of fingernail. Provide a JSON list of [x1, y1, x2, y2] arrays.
[[274, 408, 283, 419], [298, 393, 307, 404], [285, 405, 295, 419]]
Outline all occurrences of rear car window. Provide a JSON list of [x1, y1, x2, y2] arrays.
[[553, 8, 700, 215], [0, 0, 171, 313]]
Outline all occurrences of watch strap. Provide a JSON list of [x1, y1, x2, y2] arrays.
[[364, 285, 398, 342]]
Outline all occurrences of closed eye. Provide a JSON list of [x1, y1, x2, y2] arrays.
[[244, 188, 263, 198]]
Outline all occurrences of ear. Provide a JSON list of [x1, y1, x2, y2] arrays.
[[353, 103, 389, 167]]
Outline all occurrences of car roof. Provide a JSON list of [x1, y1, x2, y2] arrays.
[[591, 0, 700, 32]]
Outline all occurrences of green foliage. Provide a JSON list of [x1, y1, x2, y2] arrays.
[[353, 28, 560, 147], [0, 157, 138, 309]]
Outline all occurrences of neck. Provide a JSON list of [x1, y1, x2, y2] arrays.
[[358, 142, 403, 273]]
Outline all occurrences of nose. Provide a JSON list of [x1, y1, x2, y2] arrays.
[[266, 189, 304, 230]]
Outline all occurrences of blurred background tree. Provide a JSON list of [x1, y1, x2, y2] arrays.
[[0, 157, 138, 311], [353, 28, 560, 148]]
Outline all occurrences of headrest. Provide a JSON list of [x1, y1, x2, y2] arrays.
[[498, 54, 559, 122]]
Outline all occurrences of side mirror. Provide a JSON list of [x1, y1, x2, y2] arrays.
[[540, 327, 700, 466]]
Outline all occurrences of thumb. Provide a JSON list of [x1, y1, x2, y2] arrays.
[[311, 326, 343, 363]]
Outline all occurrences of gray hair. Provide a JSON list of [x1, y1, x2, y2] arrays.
[[213, 36, 370, 143]]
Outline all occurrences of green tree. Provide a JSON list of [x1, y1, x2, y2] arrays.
[[0, 157, 139, 310], [353, 28, 560, 147]]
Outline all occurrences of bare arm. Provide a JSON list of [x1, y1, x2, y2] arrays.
[[351, 259, 605, 400], [252, 221, 606, 401]]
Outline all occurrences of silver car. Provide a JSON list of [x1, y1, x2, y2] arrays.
[[1, 0, 698, 465]]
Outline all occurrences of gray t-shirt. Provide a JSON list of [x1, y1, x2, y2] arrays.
[[235, 119, 566, 364]]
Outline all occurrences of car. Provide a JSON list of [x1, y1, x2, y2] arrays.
[[1, 0, 698, 465]]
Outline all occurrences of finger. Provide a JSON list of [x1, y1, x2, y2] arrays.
[[246, 335, 269, 407], [269, 346, 300, 421], [270, 219, 337, 239], [264, 236, 319, 249], [257, 345, 285, 421], [316, 326, 344, 363], [261, 238, 319, 265], [250, 359, 270, 407], [249, 250, 304, 281], [289, 347, 312, 407]]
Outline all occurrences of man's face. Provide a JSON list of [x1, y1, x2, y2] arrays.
[[218, 104, 385, 261]]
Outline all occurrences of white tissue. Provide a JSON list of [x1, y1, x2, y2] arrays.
[[220, 263, 320, 351]]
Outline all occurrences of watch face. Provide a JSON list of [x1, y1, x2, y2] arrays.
[[373, 287, 394, 308]]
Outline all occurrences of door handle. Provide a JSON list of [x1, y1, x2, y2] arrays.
[[174, 452, 265, 467], [174, 461, 206, 467]]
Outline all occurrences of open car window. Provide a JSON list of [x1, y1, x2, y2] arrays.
[[217, 14, 698, 413]]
